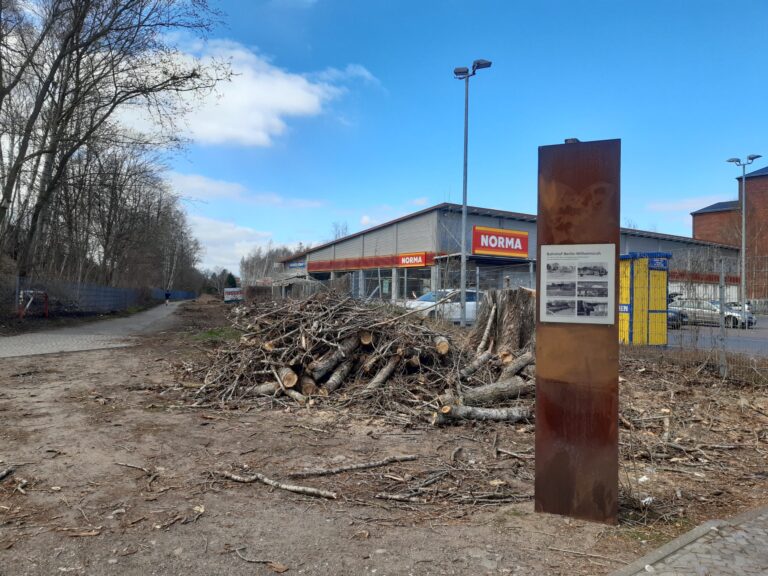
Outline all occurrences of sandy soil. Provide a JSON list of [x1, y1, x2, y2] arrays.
[[1, 300, 766, 575]]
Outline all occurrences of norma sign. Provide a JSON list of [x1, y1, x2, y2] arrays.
[[472, 226, 529, 258], [398, 252, 427, 267]]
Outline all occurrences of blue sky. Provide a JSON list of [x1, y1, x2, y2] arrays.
[[164, 0, 768, 272]]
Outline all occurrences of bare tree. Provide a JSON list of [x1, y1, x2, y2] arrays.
[[332, 221, 349, 239], [0, 0, 229, 278]]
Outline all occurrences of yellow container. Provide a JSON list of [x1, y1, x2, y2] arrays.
[[619, 252, 671, 346]]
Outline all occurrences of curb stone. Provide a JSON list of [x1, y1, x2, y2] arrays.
[[611, 506, 768, 576]]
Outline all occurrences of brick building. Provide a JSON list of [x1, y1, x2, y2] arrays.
[[691, 165, 768, 299]]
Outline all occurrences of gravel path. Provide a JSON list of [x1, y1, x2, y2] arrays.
[[0, 302, 181, 358]]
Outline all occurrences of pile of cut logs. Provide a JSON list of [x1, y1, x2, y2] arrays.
[[185, 289, 537, 425]]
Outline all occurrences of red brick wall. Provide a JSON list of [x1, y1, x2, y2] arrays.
[[746, 175, 768, 259], [692, 210, 740, 246], [691, 174, 768, 298], [745, 175, 768, 298]]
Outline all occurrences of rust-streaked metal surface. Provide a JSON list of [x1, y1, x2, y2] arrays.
[[535, 139, 620, 525]]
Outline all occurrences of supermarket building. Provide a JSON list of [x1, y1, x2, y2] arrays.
[[281, 203, 739, 301]]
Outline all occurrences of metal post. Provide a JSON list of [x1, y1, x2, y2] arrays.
[[741, 163, 747, 329], [475, 265, 480, 293], [391, 267, 398, 303], [403, 268, 408, 300], [719, 257, 728, 378], [529, 261, 534, 288], [460, 75, 469, 327]]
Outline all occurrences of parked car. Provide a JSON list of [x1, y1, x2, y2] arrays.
[[667, 309, 686, 330], [669, 299, 755, 328], [668, 292, 683, 304], [725, 301, 753, 313], [404, 289, 484, 324]]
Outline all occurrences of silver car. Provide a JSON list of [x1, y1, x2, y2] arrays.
[[670, 299, 755, 329], [405, 289, 484, 324]]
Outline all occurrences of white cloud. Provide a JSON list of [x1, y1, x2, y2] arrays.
[[168, 171, 323, 208], [409, 197, 429, 207], [168, 172, 247, 201], [179, 40, 377, 146], [312, 64, 380, 86], [189, 214, 272, 272], [360, 214, 376, 226], [647, 195, 733, 213]]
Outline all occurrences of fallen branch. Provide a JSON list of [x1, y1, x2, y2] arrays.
[[459, 350, 494, 380], [289, 454, 418, 478], [0, 468, 15, 483], [432, 405, 531, 425], [476, 304, 497, 354], [374, 492, 427, 503], [218, 470, 337, 499], [362, 354, 402, 393]]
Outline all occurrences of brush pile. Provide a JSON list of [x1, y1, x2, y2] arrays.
[[179, 289, 537, 424]]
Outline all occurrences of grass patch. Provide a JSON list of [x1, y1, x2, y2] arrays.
[[191, 326, 241, 343]]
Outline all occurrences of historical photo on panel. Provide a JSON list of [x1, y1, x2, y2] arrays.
[[546, 281, 576, 297], [577, 281, 608, 298], [545, 300, 576, 316], [545, 262, 576, 279], [577, 300, 608, 317], [577, 263, 609, 278]]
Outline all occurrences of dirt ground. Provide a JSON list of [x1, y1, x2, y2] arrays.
[[1, 300, 766, 575]]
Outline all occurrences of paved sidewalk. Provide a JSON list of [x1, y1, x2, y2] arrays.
[[613, 506, 768, 576], [0, 302, 182, 358]]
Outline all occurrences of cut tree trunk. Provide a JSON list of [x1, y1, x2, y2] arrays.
[[498, 351, 534, 380], [299, 375, 319, 396], [325, 359, 353, 393], [469, 289, 535, 354], [432, 405, 531, 425], [308, 335, 358, 380], [438, 376, 532, 406], [278, 367, 299, 389], [434, 336, 450, 356], [363, 355, 402, 393], [359, 330, 374, 346]]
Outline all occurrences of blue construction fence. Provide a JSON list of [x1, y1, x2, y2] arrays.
[[2, 275, 195, 317]]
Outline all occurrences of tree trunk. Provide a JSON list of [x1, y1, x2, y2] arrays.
[[277, 367, 298, 389], [498, 351, 535, 380], [438, 376, 532, 406], [325, 359, 353, 393], [363, 355, 402, 393], [433, 336, 450, 356], [432, 405, 531, 425], [308, 335, 358, 380]]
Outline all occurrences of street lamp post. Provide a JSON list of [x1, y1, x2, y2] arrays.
[[454, 58, 492, 327], [727, 154, 762, 328]]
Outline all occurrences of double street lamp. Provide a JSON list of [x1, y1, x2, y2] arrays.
[[727, 154, 762, 327], [454, 58, 492, 327]]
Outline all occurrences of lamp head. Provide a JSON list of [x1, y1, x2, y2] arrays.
[[472, 59, 492, 72], [747, 154, 762, 161], [727, 158, 741, 164], [453, 66, 469, 78]]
